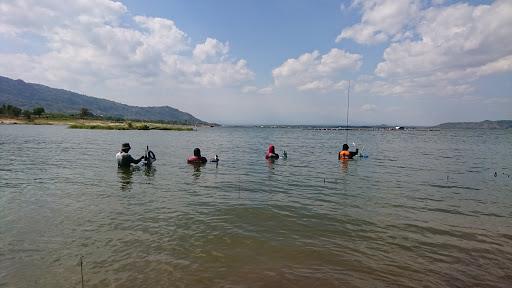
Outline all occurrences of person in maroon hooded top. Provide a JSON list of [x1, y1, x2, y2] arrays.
[[265, 145, 279, 160], [188, 148, 207, 164]]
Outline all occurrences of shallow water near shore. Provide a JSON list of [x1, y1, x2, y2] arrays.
[[1, 125, 511, 287]]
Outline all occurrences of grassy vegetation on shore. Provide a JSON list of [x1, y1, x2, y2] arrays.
[[68, 121, 193, 131], [0, 117, 194, 131], [1, 104, 201, 130]]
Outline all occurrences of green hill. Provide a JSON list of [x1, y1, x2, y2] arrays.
[[434, 120, 512, 129], [0, 75, 205, 124]]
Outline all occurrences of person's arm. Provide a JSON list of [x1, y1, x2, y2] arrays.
[[268, 153, 279, 159], [349, 149, 359, 158], [128, 155, 145, 164]]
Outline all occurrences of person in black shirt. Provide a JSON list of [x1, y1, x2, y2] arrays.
[[116, 143, 144, 168]]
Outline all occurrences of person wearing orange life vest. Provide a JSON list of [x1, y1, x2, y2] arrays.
[[338, 143, 358, 160]]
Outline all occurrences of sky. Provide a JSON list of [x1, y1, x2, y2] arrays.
[[0, 0, 511, 125]]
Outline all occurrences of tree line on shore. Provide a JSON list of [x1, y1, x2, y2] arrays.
[[1, 104, 46, 119], [0, 103, 198, 126], [0, 104, 96, 120]]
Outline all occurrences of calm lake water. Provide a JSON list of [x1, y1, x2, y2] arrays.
[[1, 125, 511, 287]]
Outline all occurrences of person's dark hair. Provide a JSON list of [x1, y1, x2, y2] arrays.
[[193, 148, 201, 157], [342, 144, 349, 150]]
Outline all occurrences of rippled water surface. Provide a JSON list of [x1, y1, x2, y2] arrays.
[[1, 125, 511, 287]]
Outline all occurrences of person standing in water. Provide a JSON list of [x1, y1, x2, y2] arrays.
[[338, 143, 358, 160], [265, 145, 279, 160], [188, 148, 207, 164], [116, 143, 145, 168]]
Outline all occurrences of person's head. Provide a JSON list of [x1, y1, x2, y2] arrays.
[[193, 148, 201, 157], [121, 143, 131, 153], [268, 145, 275, 154], [342, 144, 349, 151]]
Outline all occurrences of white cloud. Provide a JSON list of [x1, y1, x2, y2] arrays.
[[258, 86, 273, 94], [340, 0, 512, 100], [350, 0, 512, 98], [474, 55, 512, 77], [191, 59, 254, 87], [376, 1, 512, 78], [241, 86, 257, 93], [193, 37, 229, 62], [361, 104, 377, 112], [133, 16, 189, 55], [0, 0, 127, 35], [0, 0, 254, 100], [297, 80, 334, 92], [336, 0, 420, 44], [297, 80, 350, 93], [356, 74, 475, 98], [318, 49, 362, 73], [272, 49, 361, 92]]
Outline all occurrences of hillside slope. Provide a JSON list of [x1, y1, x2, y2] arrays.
[[434, 120, 512, 129], [0, 76, 205, 123]]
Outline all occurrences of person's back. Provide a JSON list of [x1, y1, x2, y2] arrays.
[[116, 143, 144, 168], [188, 148, 207, 164], [338, 143, 358, 160], [116, 151, 135, 168]]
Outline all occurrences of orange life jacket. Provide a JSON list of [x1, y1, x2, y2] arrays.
[[339, 150, 350, 159]]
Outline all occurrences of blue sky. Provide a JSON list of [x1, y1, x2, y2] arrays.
[[0, 0, 510, 125]]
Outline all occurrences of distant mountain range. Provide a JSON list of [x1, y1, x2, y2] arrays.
[[433, 120, 512, 129], [0, 75, 205, 124]]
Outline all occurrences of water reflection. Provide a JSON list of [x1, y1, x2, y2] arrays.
[[117, 167, 133, 191], [117, 165, 156, 190], [266, 158, 276, 169], [189, 162, 206, 179], [143, 166, 157, 177], [339, 159, 350, 173]]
